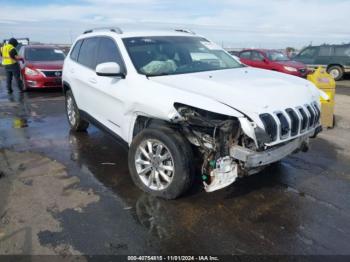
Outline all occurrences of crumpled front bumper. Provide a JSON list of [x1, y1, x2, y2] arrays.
[[230, 134, 310, 169]]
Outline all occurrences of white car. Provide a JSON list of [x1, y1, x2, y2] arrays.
[[63, 27, 323, 199]]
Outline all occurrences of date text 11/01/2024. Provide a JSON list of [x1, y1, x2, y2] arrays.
[[127, 256, 220, 261]]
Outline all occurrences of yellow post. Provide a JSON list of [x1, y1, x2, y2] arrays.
[[307, 67, 336, 128]]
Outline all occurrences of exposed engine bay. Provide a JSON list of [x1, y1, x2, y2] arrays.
[[174, 103, 260, 192]]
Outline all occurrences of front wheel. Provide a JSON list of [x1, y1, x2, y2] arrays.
[[65, 90, 89, 132], [128, 127, 193, 199]]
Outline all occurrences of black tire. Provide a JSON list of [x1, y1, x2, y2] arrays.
[[65, 89, 89, 132], [327, 65, 344, 81], [128, 127, 194, 199]]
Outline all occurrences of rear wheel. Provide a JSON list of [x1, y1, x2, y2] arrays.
[[65, 89, 89, 132], [128, 127, 193, 199], [327, 65, 343, 81]]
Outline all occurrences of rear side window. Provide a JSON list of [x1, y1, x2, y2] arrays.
[[96, 37, 124, 67], [334, 46, 350, 56], [77, 38, 99, 69], [70, 40, 83, 61], [240, 51, 251, 59], [319, 46, 332, 56], [251, 51, 264, 61]]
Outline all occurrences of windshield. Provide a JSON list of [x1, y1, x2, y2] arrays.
[[266, 51, 289, 61], [25, 48, 65, 62], [123, 36, 243, 76]]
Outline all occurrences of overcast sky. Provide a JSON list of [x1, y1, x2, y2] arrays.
[[0, 0, 349, 48]]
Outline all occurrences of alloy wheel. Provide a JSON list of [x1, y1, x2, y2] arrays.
[[66, 96, 77, 126], [135, 139, 174, 191]]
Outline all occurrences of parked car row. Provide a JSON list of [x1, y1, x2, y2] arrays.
[[230, 43, 350, 80], [16, 41, 349, 93]]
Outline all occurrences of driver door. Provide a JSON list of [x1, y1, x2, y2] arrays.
[[91, 37, 128, 138]]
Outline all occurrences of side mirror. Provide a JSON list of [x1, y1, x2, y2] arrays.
[[263, 58, 269, 63], [96, 62, 125, 78]]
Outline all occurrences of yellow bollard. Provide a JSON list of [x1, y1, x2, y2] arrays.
[[307, 67, 336, 128]]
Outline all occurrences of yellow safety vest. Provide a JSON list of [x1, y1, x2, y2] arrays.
[[1, 44, 16, 66]]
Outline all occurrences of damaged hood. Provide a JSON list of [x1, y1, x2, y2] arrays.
[[149, 67, 320, 116]]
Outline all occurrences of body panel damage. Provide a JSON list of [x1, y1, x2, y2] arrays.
[[172, 103, 321, 192]]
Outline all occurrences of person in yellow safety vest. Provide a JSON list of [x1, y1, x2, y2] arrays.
[[1, 38, 24, 94]]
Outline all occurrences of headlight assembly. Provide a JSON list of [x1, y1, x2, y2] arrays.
[[283, 66, 298, 72], [25, 67, 41, 76]]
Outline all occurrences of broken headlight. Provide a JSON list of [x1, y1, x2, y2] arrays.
[[174, 103, 240, 154], [174, 103, 231, 127]]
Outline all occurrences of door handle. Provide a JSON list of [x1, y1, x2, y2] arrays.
[[89, 78, 97, 84]]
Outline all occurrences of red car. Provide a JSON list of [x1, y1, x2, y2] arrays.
[[238, 49, 308, 77], [18, 45, 65, 90]]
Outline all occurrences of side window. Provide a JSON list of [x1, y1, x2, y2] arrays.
[[96, 37, 124, 67], [298, 47, 318, 58], [77, 38, 99, 69], [18, 47, 25, 57], [239, 51, 251, 59], [251, 51, 264, 61], [70, 40, 83, 61], [334, 46, 350, 57], [319, 46, 332, 56]]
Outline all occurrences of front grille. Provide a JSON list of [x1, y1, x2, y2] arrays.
[[286, 108, 299, 136], [306, 105, 315, 127], [312, 103, 321, 123], [298, 108, 308, 131], [41, 70, 62, 77], [276, 112, 289, 137], [260, 114, 277, 141], [259, 103, 320, 143]]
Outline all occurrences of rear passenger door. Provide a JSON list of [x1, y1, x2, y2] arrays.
[[250, 51, 270, 70], [329, 46, 350, 66], [314, 46, 333, 66], [92, 37, 128, 137]]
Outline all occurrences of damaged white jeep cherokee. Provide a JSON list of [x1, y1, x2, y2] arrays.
[[63, 28, 323, 199]]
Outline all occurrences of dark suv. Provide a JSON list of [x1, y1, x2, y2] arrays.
[[293, 44, 350, 80]]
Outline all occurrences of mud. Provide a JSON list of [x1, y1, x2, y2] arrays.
[[0, 149, 99, 255]]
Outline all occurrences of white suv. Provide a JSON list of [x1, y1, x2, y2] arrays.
[[63, 27, 323, 199]]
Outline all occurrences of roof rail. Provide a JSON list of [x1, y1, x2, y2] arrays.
[[174, 28, 195, 35], [83, 27, 123, 34]]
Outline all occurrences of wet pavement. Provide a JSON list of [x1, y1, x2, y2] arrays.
[[1, 67, 350, 256]]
